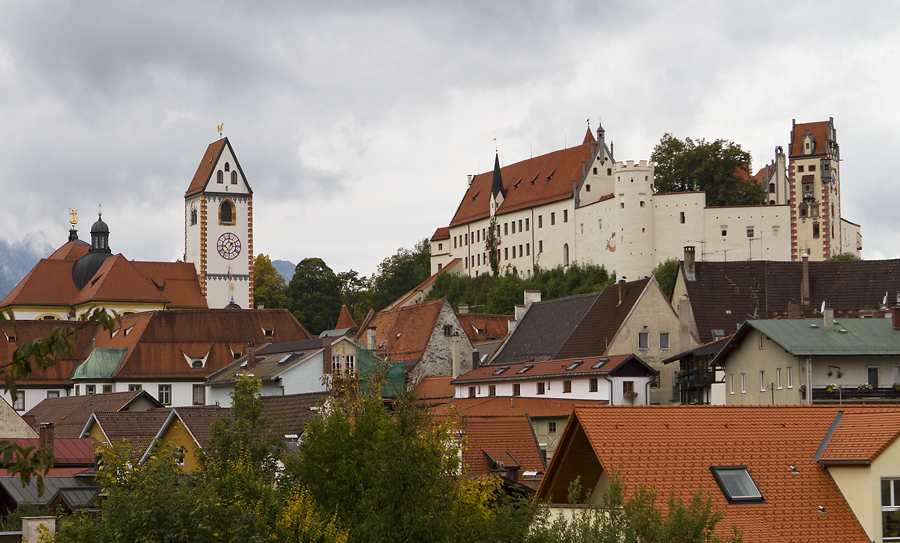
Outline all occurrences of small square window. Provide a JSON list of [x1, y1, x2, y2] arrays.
[[548, 421, 557, 433], [537, 382, 546, 395], [563, 380, 572, 393], [86, 385, 96, 395], [589, 378, 598, 392], [638, 333, 648, 349], [13, 391, 24, 411], [129, 384, 142, 392], [488, 385, 496, 397], [47, 391, 60, 399], [103, 384, 113, 394], [797, 165, 804, 172], [513, 384, 521, 396], [710, 466, 763, 502]]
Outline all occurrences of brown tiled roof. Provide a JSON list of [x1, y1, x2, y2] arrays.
[[790, 120, 831, 158], [0, 321, 96, 386], [185, 138, 227, 197], [73, 255, 170, 305], [335, 305, 358, 330], [817, 409, 900, 464], [456, 313, 513, 344], [384, 259, 461, 310], [430, 227, 450, 241], [364, 299, 446, 362], [452, 355, 650, 385], [0, 260, 83, 307], [681, 259, 900, 343], [48, 240, 90, 261], [169, 406, 232, 448], [260, 392, 330, 437], [88, 410, 171, 459], [25, 391, 161, 438], [130, 262, 208, 309], [492, 279, 651, 364], [412, 376, 455, 405], [432, 396, 593, 418], [449, 140, 596, 227], [4, 438, 96, 466], [87, 310, 312, 380], [538, 405, 874, 542]]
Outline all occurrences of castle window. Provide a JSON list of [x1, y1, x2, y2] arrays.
[[220, 200, 235, 225], [217, 170, 224, 183], [518, 219, 523, 231], [539, 240, 543, 253], [586, 184, 591, 192], [721, 227, 728, 237], [563, 243, 569, 266], [504, 248, 508, 260], [747, 227, 754, 238], [809, 164, 816, 172], [797, 165, 804, 172], [538, 215, 543, 228], [504, 223, 508, 235], [640, 201, 645, 207], [231, 171, 238, 184], [769, 183, 775, 193], [607, 168, 612, 175], [224, 162, 230, 172], [551, 212, 555, 225], [813, 222, 820, 239], [563, 210, 568, 222], [525, 218, 529, 231]]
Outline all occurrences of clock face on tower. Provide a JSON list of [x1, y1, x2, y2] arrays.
[[217, 232, 241, 260]]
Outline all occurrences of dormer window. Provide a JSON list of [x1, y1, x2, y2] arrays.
[[566, 361, 584, 371], [492, 366, 509, 376], [192, 360, 203, 369], [710, 466, 763, 502]]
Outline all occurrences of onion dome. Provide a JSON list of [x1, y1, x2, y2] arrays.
[[71, 212, 113, 290]]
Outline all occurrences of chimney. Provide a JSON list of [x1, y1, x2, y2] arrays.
[[684, 246, 696, 281], [322, 338, 332, 374], [472, 351, 481, 369], [823, 308, 834, 329], [788, 299, 801, 319], [678, 295, 692, 351], [524, 290, 542, 306], [39, 423, 54, 458], [893, 304, 900, 331], [245, 343, 256, 371], [257, 303, 265, 310], [451, 331, 461, 379], [459, 304, 470, 314], [617, 278, 627, 307], [801, 255, 810, 305], [367, 327, 376, 350]]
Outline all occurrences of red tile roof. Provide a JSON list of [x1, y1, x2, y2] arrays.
[[185, 138, 227, 197], [456, 313, 512, 344], [362, 299, 446, 362], [538, 405, 876, 542], [432, 396, 592, 418], [383, 259, 461, 310], [87, 410, 171, 459], [48, 240, 90, 261], [430, 227, 450, 241], [790, 120, 831, 158], [4, 438, 96, 466], [817, 409, 900, 464], [335, 305, 358, 330], [24, 391, 162, 438], [449, 138, 597, 227], [0, 321, 96, 386], [412, 376, 455, 405], [452, 355, 644, 385]]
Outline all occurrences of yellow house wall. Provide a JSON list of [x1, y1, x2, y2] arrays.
[[158, 419, 202, 472], [87, 422, 108, 444], [723, 334, 805, 405]]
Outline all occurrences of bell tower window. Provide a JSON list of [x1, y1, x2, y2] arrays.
[[190, 208, 198, 225], [220, 200, 234, 225], [231, 171, 238, 184], [224, 162, 230, 172]]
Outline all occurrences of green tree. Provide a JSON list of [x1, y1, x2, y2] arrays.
[[651, 134, 765, 207], [485, 215, 501, 276], [337, 269, 371, 322], [285, 257, 343, 335], [369, 239, 431, 311], [831, 252, 861, 261], [253, 253, 287, 309], [652, 258, 679, 301]]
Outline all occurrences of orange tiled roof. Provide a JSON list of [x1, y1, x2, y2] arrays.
[[412, 376, 455, 405], [430, 227, 450, 241], [185, 138, 228, 197], [0, 321, 96, 387], [432, 396, 593, 418], [538, 405, 876, 542], [456, 313, 513, 343], [790, 120, 831, 158], [364, 299, 446, 362], [335, 305, 358, 330], [452, 355, 643, 385], [48, 240, 90, 261], [449, 137, 597, 227], [817, 409, 900, 464]]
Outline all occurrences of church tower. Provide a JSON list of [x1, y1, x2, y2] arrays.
[[184, 138, 254, 308], [788, 118, 841, 260]]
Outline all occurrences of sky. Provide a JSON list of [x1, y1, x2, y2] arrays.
[[1, 1, 898, 279]]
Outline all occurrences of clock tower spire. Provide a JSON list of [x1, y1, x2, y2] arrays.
[[184, 137, 254, 308]]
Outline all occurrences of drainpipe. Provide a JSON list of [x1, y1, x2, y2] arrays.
[[605, 376, 614, 405], [807, 356, 813, 405]]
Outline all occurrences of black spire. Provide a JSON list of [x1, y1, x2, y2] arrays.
[[491, 153, 506, 200]]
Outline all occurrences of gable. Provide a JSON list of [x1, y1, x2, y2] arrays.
[[185, 138, 253, 197], [537, 416, 604, 503]]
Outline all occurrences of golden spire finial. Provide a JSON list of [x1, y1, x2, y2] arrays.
[[69, 209, 78, 227], [98, 203, 102, 218], [218, 123, 224, 137]]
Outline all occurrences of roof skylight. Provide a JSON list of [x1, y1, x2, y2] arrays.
[[566, 361, 583, 371], [591, 358, 610, 369], [492, 366, 510, 376], [710, 466, 763, 502], [516, 365, 534, 374]]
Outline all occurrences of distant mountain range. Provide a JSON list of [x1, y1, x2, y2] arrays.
[[273, 260, 295, 283], [0, 233, 54, 301]]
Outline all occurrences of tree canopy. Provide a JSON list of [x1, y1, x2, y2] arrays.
[[651, 134, 765, 207], [284, 257, 343, 335], [368, 238, 431, 311], [253, 254, 287, 309], [652, 258, 679, 301]]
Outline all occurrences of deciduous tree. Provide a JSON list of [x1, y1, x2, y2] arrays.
[[253, 253, 287, 309], [284, 257, 343, 335]]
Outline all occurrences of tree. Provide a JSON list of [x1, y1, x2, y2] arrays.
[[337, 269, 370, 322], [369, 239, 431, 311], [253, 254, 287, 309], [485, 215, 501, 276], [831, 252, 861, 262], [651, 134, 765, 207], [284, 257, 343, 335], [652, 258, 679, 301]]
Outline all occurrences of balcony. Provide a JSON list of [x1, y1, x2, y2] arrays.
[[811, 386, 900, 404]]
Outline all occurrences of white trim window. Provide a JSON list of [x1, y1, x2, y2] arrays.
[[777, 369, 782, 390], [882, 478, 900, 541], [787, 367, 793, 389], [659, 333, 670, 350], [729, 375, 734, 395], [760, 371, 766, 392], [158, 384, 172, 406], [741, 374, 746, 394]]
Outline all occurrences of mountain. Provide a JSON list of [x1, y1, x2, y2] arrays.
[[0, 233, 55, 301], [272, 260, 296, 282]]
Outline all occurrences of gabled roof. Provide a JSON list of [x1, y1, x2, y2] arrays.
[[430, 227, 450, 241], [260, 392, 330, 437], [412, 376, 455, 406], [0, 321, 95, 386], [48, 239, 90, 261], [679, 259, 900, 344], [817, 409, 900, 465], [82, 410, 171, 459], [24, 391, 162, 438], [383, 259, 461, 311], [449, 137, 598, 227], [0, 476, 90, 506], [184, 137, 252, 197], [141, 406, 233, 462], [456, 313, 513, 344], [205, 337, 329, 386], [452, 355, 653, 385], [3, 437, 96, 466], [82, 309, 312, 380], [363, 299, 448, 362], [538, 405, 874, 542], [714, 319, 900, 368], [72, 255, 170, 305], [432, 396, 593, 418], [790, 119, 832, 158], [492, 279, 652, 365], [335, 305, 358, 330]]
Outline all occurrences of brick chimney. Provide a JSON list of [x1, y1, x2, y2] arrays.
[[246, 343, 256, 371], [322, 338, 332, 375], [39, 423, 54, 458], [801, 255, 810, 306], [617, 278, 627, 307], [684, 246, 696, 282], [893, 303, 900, 331], [366, 327, 376, 350], [458, 304, 470, 314]]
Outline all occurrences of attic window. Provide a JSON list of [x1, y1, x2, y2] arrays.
[[471, 191, 479, 201], [224, 162, 230, 172], [712, 330, 726, 340], [7, 336, 15, 344], [514, 178, 521, 189], [546, 169, 556, 181], [566, 361, 584, 371], [192, 360, 203, 369], [591, 358, 609, 369], [710, 466, 763, 502], [492, 366, 510, 376], [277, 354, 292, 364], [516, 365, 534, 374], [531, 174, 539, 185], [264, 329, 274, 337]]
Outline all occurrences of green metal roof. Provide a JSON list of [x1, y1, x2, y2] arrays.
[[72, 347, 127, 380]]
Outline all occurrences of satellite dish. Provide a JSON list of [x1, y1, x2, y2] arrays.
[[884, 292, 889, 306], [820, 301, 826, 314]]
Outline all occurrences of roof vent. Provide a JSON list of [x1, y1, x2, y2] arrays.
[[790, 465, 799, 474], [810, 324, 818, 328]]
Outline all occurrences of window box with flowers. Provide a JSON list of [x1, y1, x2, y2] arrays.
[[858, 383, 873, 393], [826, 384, 839, 394], [623, 391, 639, 400]]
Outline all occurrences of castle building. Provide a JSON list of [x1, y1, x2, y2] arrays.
[[184, 137, 254, 309], [431, 123, 792, 281]]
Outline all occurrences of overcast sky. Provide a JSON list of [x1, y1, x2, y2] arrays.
[[1, 1, 898, 278]]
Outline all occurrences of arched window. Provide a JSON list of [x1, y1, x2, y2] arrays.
[[217, 170, 224, 183], [563, 243, 569, 266], [231, 171, 238, 184], [224, 162, 230, 172], [190, 209, 198, 225], [220, 200, 234, 225]]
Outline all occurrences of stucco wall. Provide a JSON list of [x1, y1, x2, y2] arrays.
[[723, 336, 803, 405], [407, 301, 474, 387]]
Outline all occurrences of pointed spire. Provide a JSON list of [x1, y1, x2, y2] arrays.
[[336, 304, 358, 330], [491, 153, 506, 201]]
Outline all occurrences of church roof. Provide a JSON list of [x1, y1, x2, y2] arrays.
[[184, 137, 252, 197], [449, 137, 598, 227], [49, 240, 90, 261]]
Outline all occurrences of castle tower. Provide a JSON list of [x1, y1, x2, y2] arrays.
[[788, 118, 841, 260], [184, 138, 254, 308]]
